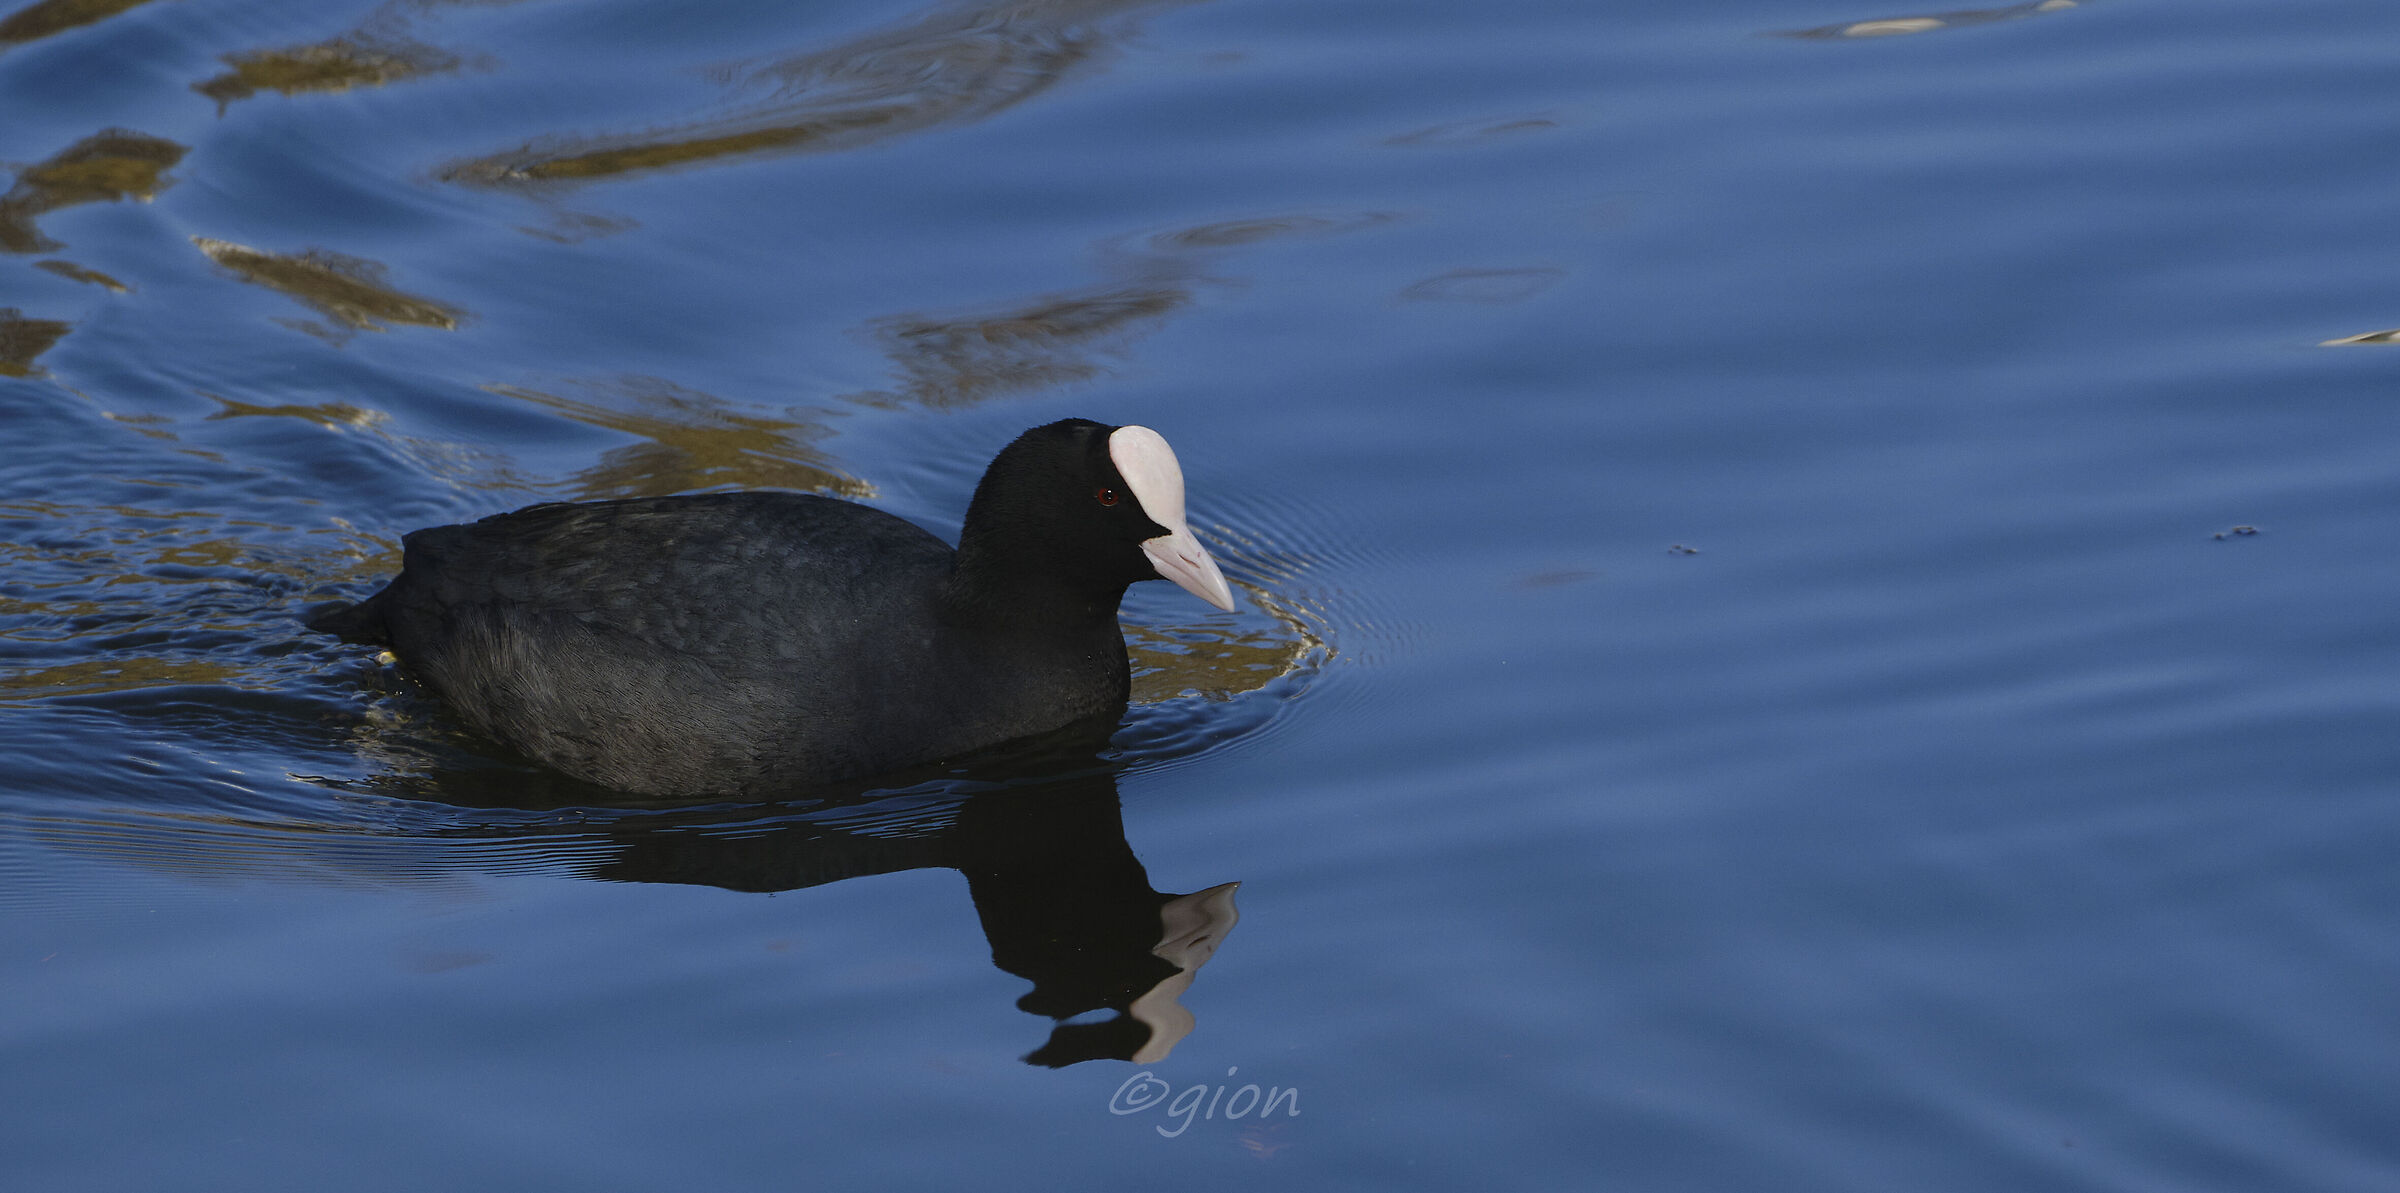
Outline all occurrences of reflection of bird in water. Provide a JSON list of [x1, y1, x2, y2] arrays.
[[18, 755, 1242, 1064], [592, 768, 1240, 1066]]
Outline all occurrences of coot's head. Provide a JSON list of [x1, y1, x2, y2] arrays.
[[958, 420, 1237, 612]]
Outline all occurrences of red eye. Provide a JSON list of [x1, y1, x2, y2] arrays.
[[1095, 487, 1119, 507]]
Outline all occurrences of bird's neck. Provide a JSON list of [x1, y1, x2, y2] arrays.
[[941, 549, 1127, 639]]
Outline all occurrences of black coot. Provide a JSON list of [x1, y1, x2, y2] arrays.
[[310, 419, 1236, 797]]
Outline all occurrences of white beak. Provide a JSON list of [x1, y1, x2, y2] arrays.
[[1111, 426, 1239, 612], [1142, 527, 1236, 612]]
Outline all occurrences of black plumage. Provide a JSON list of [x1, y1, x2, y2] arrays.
[[310, 419, 1233, 797]]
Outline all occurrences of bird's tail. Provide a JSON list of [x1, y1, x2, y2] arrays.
[[304, 590, 391, 644]]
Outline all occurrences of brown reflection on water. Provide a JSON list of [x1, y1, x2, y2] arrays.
[[33, 259, 128, 290], [1139, 210, 1402, 252], [192, 237, 466, 340], [189, 0, 533, 111], [194, 36, 464, 110], [0, 495, 396, 702], [854, 286, 1189, 410], [855, 209, 1396, 410], [1399, 266, 1565, 304], [204, 394, 386, 430], [1128, 574, 1323, 703], [1382, 113, 1560, 148], [196, 393, 521, 493], [488, 377, 872, 500], [1774, 0, 2079, 39], [440, 0, 1193, 187], [0, 0, 153, 46], [0, 308, 71, 376], [0, 499, 390, 615], [0, 655, 242, 699], [1127, 617, 1302, 703], [0, 129, 185, 254]]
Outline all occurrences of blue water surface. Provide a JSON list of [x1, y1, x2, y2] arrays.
[[4, 0, 2398, 1188]]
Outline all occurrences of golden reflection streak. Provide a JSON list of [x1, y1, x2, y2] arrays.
[[0, 496, 397, 644], [204, 395, 385, 429], [194, 37, 463, 110], [193, 0, 553, 111], [33, 259, 127, 290], [1128, 574, 1324, 703], [850, 210, 1395, 411], [854, 287, 1189, 410], [0, 307, 70, 376], [0, 129, 185, 254], [0, 499, 294, 540], [0, 594, 101, 621], [192, 392, 522, 493], [0, 0, 152, 45], [1775, 0, 2078, 39], [486, 378, 872, 500], [191, 237, 466, 337], [0, 531, 384, 594], [1135, 211, 1402, 251], [440, 0, 1193, 187], [0, 656, 241, 698]]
